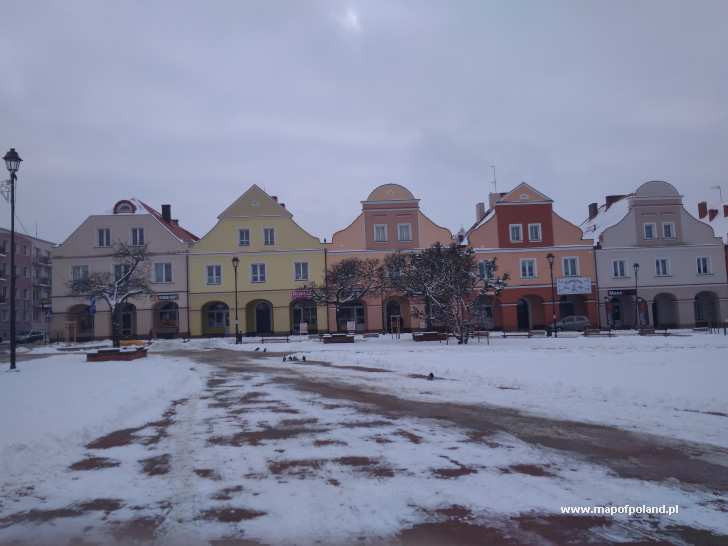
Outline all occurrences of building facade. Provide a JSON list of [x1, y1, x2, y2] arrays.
[[582, 181, 727, 328], [328, 183, 453, 332], [466, 183, 598, 331], [187, 185, 326, 337], [51, 199, 198, 341], [696, 193, 728, 278], [0, 228, 54, 340]]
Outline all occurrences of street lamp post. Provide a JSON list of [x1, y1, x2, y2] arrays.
[[633, 262, 640, 329], [546, 253, 557, 338], [231, 256, 241, 344], [4, 148, 22, 371]]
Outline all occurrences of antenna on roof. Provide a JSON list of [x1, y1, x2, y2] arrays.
[[490, 165, 497, 193], [710, 185, 723, 203]]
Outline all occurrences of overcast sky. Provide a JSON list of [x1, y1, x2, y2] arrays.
[[2, 0, 727, 243]]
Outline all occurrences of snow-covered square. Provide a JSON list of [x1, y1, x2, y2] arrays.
[[1, 332, 727, 545]]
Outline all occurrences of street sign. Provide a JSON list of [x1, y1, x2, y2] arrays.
[[556, 277, 592, 295], [607, 289, 636, 297]]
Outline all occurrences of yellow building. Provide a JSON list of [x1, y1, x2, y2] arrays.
[[188, 185, 327, 337]]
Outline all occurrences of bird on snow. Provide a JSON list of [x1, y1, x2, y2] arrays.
[[302, 355, 306, 362], [263, 348, 267, 352], [254, 347, 260, 352], [427, 372, 435, 381], [282, 355, 286, 362]]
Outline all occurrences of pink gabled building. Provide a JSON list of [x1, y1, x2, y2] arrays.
[[327, 183, 453, 332]]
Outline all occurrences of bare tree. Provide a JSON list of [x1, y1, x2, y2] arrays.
[[386, 243, 508, 343], [309, 257, 382, 331], [69, 243, 151, 347]]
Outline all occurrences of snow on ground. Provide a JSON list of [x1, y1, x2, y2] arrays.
[[151, 331, 728, 448], [1, 348, 726, 544], [0, 352, 203, 488]]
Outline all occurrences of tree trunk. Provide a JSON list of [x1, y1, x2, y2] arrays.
[[111, 306, 121, 348]]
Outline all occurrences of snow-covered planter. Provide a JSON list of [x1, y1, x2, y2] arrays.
[[86, 346, 148, 362]]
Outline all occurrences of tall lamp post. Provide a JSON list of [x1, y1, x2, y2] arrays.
[[231, 256, 241, 344], [633, 262, 640, 329], [546, 253, 557, 338], [4, 148, 22, 371]]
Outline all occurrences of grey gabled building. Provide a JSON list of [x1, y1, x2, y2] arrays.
[[581, 180, 727, 329]]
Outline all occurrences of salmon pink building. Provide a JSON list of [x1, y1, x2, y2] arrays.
[[327, 183, 453, 332], [465, 183, 598, 331]]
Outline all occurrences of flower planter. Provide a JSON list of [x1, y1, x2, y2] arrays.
[[86, 347, 148, 362]]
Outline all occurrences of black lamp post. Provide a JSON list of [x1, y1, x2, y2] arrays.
[[546, 253, 557, 338], [604, 296, 610, 330], [231, 256, 241, 343], [4, 148, 22, 371], [633, 262, 640, 329]]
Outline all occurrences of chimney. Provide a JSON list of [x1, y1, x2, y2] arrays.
[[698, 201, 708, 218], [475, 202, 486, 222], [171, 219, 179, 226], [161, 204, 171, 222], [272, 195, 278, 202], [280, 203, 285, 209], [723, 205, 728, 218], [605, 195, 625, 210], [708, 209, 718, 221], [588, 202, 599, 220], [488, 192, 501, 209]]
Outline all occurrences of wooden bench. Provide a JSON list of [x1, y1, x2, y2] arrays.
[[502, 331, 532, 338], [363, 333, 380, 338], [472, 331, 491, 344], [321, 334, 355, 344], [529, 329, 547, 337], [261, 336, 289, 343], [584, 328, 614, 337], [120, 339, 147, 347], [413, 332, 448, 342]]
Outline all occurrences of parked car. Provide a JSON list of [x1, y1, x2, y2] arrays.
[[549, 315, 591, 332], [16, 330, 45, 344]]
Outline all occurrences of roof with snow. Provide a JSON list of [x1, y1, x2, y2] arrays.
[[106, 198, 199, 243], [579, 195, 631, 245]]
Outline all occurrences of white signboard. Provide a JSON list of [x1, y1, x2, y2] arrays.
[[346, 320, 356, 333], [299, 322, 309, 335], [556, 276, 592, 295]]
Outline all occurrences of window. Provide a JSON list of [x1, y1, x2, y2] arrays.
[[643, 223, 656, 240], [154, 263, 172, 283], [23, 288, 29, 300], [22, 245, 28, 256], [697, 257, 711, 275], [611, 260, 627, 278], [509, 224, 523, 242], [374, 224, 387, 242], [114, 263, 130, 281], [264, 228, 275, 246], [0, 287, 6, 303], [294, 262, 309, 281], [1, 310, 7, 322], [97, 228, 111, 247], [251, 263, 266, 283], [23, 267, 29, 278], [0, 240, 6, 254], [397, 223, 412, 242], [239, 228, 250, 246], [662, 222, 676, 239], [131, 227, 145, 246], [478, 261, 494, 280], [655, 258, 670, 277], [562, 257, 579, 277], [528, 223, 542, 242], [520, 259, 537, 279], [0, 263, 5, 278], [206, 265, 222, 285], [71, 265, 89, 281]]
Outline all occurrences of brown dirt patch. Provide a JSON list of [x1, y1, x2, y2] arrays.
[[86, 426, 143, 449], [210, 539, 268, 546], [313, 439, 348, 447], [0, 499, 124, 529], [327, 478, 341, 486], [69, 456, 120, 471], [370, 435, 393, 444], [338, 420, 394, 428], [209, 426, 329, 447], [139, 453, 171, 476], [279, 417, 318, 427], [503, 464, 556, 478], [664, 525, 728, 545], [433, 505, 473, 520], [200, 507, 266, 523], [194, 468, 222, 480], [395, 429, 423, 444], [211, 485, 244, 501], [109, 516, 162, 542], [334, 456, 396, 478], [395, 521, 515, 546], [432, 466, 478, 479], [268, 459, 325, 476]]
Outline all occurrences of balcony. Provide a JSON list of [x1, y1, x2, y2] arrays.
[[33, 256, 52, 266], [34, 277, 51, 287]]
